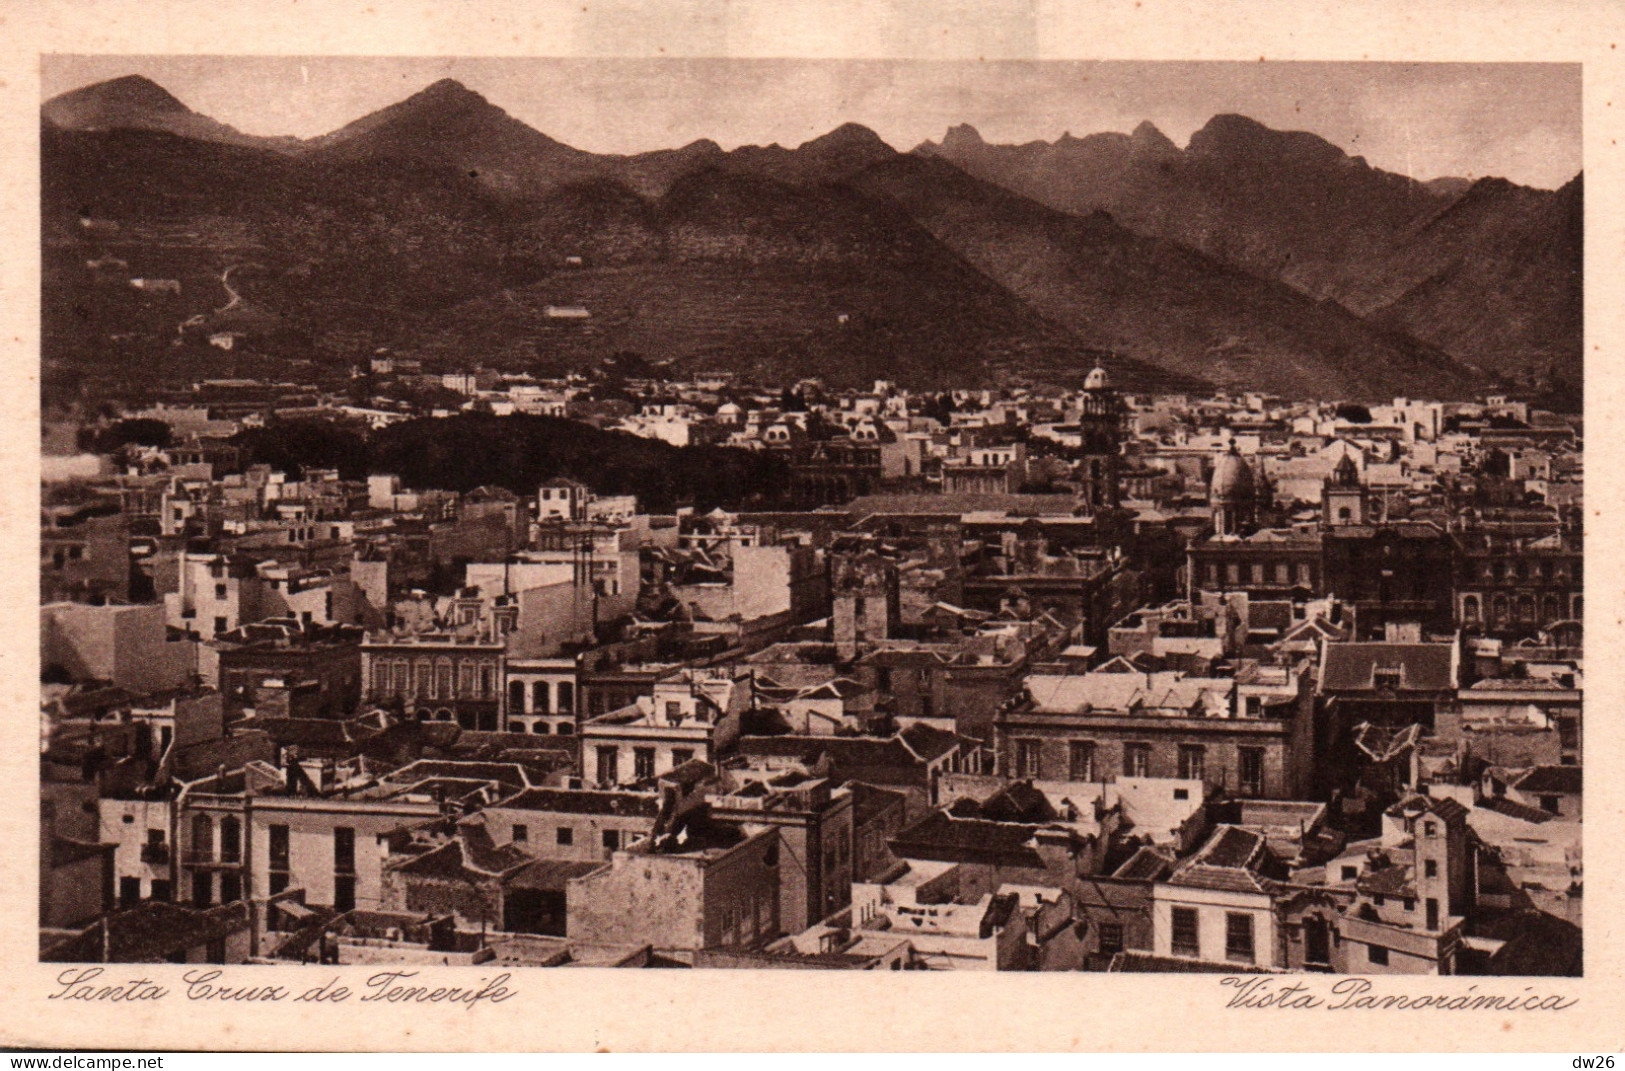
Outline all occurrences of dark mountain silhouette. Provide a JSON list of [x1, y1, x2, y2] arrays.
[[43, 119, 1181, 393], [43, 76, 1568, 399], [918, 115, 1581, 382], [850, 154, 1482, 399], [42, 75, 304, 153]]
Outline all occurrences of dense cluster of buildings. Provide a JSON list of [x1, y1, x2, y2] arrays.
[[39, 366, 1582, 973]]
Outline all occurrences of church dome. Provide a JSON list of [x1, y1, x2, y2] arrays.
[[1084, 365, 1111, 392], [1211, 449, 1256, 500]]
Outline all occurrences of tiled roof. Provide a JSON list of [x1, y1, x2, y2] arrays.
[[1513, 765, 1582, 796], [1355, 865, 1415, 898], [43, 902, 251, 963], [1166, 826, 1273, 894], [492, 788, 660, 817], [1482, 910, 1583, 976], [1477, 797, 1556, 824], [898, 723, 964, 763], [1113, 846, 1175, 881], [888, 812, 1045, 868], [1320, 642, 1457, 692]]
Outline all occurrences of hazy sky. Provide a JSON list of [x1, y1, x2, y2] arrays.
[[41, 56, 1582, 188]]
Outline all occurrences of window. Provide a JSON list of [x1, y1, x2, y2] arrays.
[[1341, 865, 1358, 881], [1015, 739, 1042, 779], [220, 816, 241, 863], [1425, 898, 1439, 931], [556, 827, 574, 846], [192, 872, 213, 907], [1239, 748, 1265, 796], [192, 813, 214, 858], [119, 877, 141, 907], [634, 747, 656, 781], [602, 830, 620, 851], [533, 681, 550, 713], [268, 873, 288, 896], [512, 824, 528, 843], [1424, 859, 1438, 878], [333, 876, 355, 913], [1097, 922, 1125, 956], [214, 584, 228, 600], [596, 747, 619, 786], [1367, 944, 1390, 966], [1171, 907, 1200, 957], [1540, 795, 1561, 814], [333, 827, 355, 875], [213, 616, 228, 635], [509, 680, 526, 712], [557, 682, 574, 712], [1068, 741, 1096, 782], [1123, 743, 1151, 778], [1225, 913, 1255, 963], [665, 701, 683, 722], [269, 824, 290, 873], [150, 879, 172, 903], [1178, 744, 1206, 783], [672, 749, 694, 768]]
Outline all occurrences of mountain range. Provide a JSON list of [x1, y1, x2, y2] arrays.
[[41, 74, 1581, 402]]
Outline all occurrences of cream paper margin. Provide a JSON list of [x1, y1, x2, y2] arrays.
[[0, 0, 1619, 1052]]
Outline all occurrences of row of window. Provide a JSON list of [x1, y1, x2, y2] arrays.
[[1470, 558, 1579, 583], [506, 719, 574, 735], [1460, 592, 1580, 624], [370, 659, 498, 700], [1198, 560, 1315, 587], [1170, 907, 1256, 963], [595, 745, 694, 785], [506, 679, 575, 714], [513, 823, 623, 851], [1010, 739, 1266, 794]]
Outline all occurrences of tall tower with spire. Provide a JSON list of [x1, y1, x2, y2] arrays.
[[1323, 453, 1368, 527], [1076, 365, 1124, 512]]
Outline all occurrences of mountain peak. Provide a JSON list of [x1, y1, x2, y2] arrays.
[[803, 122, 891, 153], [46, 74, 190, 116], [1130, 120, 1179, 156], [1187, 113, 1346, 168], [941, 123, 985, 152], [403, 78, 493, 111]]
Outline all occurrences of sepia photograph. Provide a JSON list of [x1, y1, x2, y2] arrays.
[[33, 52, 1584, 981]]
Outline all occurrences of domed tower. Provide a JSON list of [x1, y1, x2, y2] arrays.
[[1323, 452, 1367, 527], [1210, 446, 1257, 537], [1077, 365, 1124, 511]]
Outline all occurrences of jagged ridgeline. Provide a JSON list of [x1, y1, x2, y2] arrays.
[[43, 75, 1579, 403]]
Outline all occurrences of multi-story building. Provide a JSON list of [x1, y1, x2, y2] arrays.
[[997, 669, 1315, 800], [361, 630, 507, 731]]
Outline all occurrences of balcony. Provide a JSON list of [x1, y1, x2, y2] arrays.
[[182, 850, 243, 868]]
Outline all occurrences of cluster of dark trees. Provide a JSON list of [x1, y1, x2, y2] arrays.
[[231, 413, 790, 512]]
